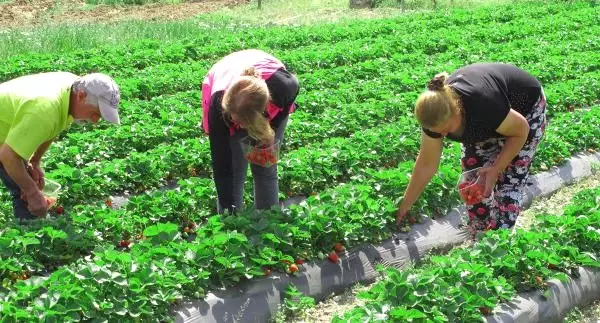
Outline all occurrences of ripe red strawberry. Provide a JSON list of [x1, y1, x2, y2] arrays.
[[295, 259, 304, 265], [105, 199, 113, 207], [466, 157, 477, 166], [328, 251, 340, 263], [255, 154, 266, 166], [56, 206, 64, 214], [289, 264, 299, 273], [119, 240, 130, 248], [334, 243, 344, 253], [267, 155, 277, 165], [45, 196, 57, 207], [189, 222, 196, 229], [479, 307, 491, 316]]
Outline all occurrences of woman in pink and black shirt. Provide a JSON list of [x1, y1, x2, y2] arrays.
[[202, 49, 299, 213]]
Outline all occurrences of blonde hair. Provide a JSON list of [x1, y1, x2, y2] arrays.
[[414, 72, 462, 129], [223, 67, 274, 143]]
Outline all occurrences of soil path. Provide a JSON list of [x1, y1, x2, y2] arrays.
[[0, 0, 245, 28]]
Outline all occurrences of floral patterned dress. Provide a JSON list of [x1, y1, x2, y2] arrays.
[[461, 92, 547, 237]]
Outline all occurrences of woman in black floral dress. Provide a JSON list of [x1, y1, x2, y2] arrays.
[[396, 63, 547, 238]]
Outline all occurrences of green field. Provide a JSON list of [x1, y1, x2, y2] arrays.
[[0, 0, 599, 321]]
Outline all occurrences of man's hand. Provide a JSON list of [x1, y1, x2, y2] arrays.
[[24, 189, 48, 218], [27, 162, 45, 190], [0, 144, 48, 218]]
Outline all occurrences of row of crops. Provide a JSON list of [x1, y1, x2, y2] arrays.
[[335, 186, 600, 321], [0, 0, 599, 321]]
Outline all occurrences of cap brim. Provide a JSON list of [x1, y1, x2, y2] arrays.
[[99, 98, 120, 124]]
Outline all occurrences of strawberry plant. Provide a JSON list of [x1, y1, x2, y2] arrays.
[[335, 186, 600, 321], [274, 284, 315, 322], [0, 2, 599, 321]]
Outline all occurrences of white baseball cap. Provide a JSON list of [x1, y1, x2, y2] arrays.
[[80, 73, 121, 124]]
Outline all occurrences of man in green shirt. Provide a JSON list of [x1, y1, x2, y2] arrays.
[[0, 72, 121, 220]]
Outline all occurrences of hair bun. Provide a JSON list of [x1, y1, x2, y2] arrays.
[[241, 66, 260, 78], [427, 72, 449, 91]]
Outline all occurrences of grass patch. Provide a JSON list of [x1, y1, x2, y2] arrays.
[[565, 300, 600, 323], [0, 19, 215, 59], [0, 0, 536, 59], [204, 0, 516, 26], [373, 0, 518, 10], [205, 0, 403, 25]]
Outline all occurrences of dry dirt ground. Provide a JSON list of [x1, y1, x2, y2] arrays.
[[0, 0, 245, 28]]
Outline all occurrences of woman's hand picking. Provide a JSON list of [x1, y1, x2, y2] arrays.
[[396, 206, 409, 225], [477, 166, 501, 197]]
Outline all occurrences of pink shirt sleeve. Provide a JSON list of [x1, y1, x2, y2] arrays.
[[201, 76, 212, 134]]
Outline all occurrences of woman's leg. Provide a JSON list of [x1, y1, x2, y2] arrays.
[[251, 115, 289, 210], [494, 92, 547, 228], [215, 132, 249, 214]]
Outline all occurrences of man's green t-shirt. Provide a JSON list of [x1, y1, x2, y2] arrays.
[[0, 72, 76, 160]]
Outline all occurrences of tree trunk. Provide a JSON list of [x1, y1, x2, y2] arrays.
[[348, 0, 373, 9]]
